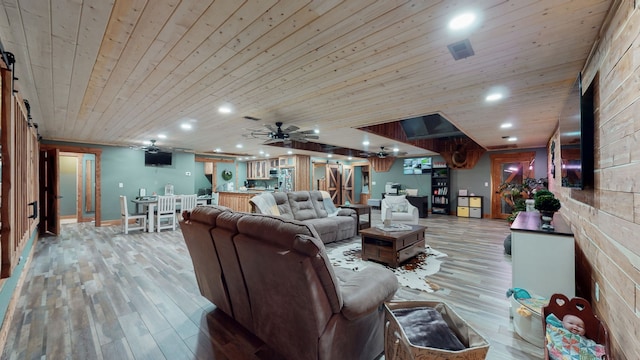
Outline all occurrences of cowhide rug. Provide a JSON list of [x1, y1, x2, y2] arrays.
[[327, 242, 447, 293]]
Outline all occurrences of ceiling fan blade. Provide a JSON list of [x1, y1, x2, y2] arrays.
[[282, 125, 299, 132], [297, 129, 317, 135], [304, 135, 319, 140], [264, 124, 278, 132], [263, 138, 283, 144]]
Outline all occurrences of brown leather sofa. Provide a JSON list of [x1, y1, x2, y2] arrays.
[[181, 206, 399, 360], [250, 190, 358, 244]]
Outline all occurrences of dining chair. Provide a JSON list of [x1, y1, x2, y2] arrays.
[[120, 195, 146, 234], [180, 194, 198, 219], [156, 195, 177, 232]]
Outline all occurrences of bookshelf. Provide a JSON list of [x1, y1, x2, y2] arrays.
[[431, 165, 450, 215]]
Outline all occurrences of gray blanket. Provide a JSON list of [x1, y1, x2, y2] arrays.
[[392, 307, 466, 351]]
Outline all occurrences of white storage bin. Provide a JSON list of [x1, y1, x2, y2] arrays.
[[510, 294, 548, 347]]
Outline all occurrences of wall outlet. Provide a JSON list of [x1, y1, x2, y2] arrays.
[[484, 182, 489, 187], [118, 182, 123, 188], [185, 171, 191, 176], [595, 281, 600, 302]]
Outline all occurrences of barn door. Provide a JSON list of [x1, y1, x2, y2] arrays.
[[341, 165, 353, 204], [39, 148, 60, 235], [326, 164, 341, 204]]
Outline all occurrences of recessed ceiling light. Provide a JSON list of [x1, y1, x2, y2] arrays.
[[500, 123, 512, 129], [362, 140, 370, 146], [181, 123, 193, 130], [259, 150, 264, 154], [236, 144, 243, 148], [507, 137, 518, 142], [287, 150, 293, 154], [314, 129, 320, 134], [449, 12, 476, 30], [214, 148, 221, 152], [348, 157, 353, 160], [393, 147, 399, 152], [486, 93, 503, 102], [264, 153, 270, 157], [157, 134, 167, 139], [218, 105, 233, 114], [328, 154, 333, 158]]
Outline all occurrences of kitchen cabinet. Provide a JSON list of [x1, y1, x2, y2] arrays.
[[247, 159, 280, 179], [204, 162, 214, 175]]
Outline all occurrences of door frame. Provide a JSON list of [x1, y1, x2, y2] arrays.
[[490, 152, 535, 219], [40, 144, 102, 230]]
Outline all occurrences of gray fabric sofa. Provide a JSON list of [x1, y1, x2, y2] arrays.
[[250, 190, 357, 244], [180, 206, 399, 360]]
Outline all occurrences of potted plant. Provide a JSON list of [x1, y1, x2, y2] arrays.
[[534, 194, 561, 217], [533, 189, 553, 200]]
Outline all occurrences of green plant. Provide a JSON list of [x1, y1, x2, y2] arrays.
[[534, 195, 561, 213], [533, 189, 553, 200]]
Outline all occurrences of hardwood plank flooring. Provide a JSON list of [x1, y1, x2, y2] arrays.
[[1, 211, 544, 359]]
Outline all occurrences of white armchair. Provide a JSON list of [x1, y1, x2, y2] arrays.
[[381, 195, 419, 225]]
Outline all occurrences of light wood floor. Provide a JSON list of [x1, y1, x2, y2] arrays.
[[1, 210, 544, 359]]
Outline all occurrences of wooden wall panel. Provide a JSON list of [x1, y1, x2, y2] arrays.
[[555, 1, 640, 358]]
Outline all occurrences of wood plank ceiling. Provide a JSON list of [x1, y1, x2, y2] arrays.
[[0, 0, 611, 160]]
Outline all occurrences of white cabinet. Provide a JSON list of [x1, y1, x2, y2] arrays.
[[510, 212, 575, 299]]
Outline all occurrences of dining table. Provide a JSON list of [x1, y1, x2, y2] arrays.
[[131, 196, 208, 232]]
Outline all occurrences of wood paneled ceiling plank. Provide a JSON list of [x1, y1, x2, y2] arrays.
[[78, 0, 148, 119], [51, 0, 84, 134], [92, 0, 182, 115], [94, 0, 276, 141], [108, 0, 365, 138], [21, 0, 53, 127], [64, 0, 115, 135], [116, 0, 380, 133], [78, 0, 216, 141], [131, 0, 424, 134], [226, 0, 441, 110], [0, 0, 43, 123]]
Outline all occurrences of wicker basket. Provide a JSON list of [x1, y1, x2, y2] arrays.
[[384, 301, 490, 360]]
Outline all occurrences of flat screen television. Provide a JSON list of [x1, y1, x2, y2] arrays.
[[145, 151, 173, 166], [559, 73, 594, 189], [403, 157, 432, 174]]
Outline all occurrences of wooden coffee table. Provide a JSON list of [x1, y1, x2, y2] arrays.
[[360, 224, 427, 268]]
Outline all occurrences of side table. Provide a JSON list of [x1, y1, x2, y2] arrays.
[[339, 204, 371, 233]]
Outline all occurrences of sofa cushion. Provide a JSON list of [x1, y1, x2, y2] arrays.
[[288, 192, 318, 221], [272, 192, 294, 219], [309, 191, 329, 218], [304, 218, 338, 244], [390, 211, 415, 222]]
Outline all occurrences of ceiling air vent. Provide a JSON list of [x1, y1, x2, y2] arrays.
[[447, 39, 474, 60], [243, 116, 260, 121]]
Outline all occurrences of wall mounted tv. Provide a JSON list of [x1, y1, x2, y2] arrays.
[[403, 157, 432, 174], [559, 73, 594, 189], [144, 151, 173, 166]]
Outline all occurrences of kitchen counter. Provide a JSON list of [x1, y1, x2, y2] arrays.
[[217, 191, 266, 212]]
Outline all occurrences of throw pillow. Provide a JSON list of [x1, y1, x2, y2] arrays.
[[391, 203, 408, 212]]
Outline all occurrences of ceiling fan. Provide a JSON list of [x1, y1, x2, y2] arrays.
[[359, 146, 408, 158], [130, 139, 162, 153], [130, 139, 193, 153], [244, 122, 319, 144]]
